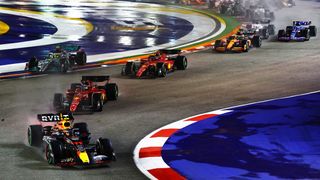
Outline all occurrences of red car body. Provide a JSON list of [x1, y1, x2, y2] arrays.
[[54, 76, 118, 113], [122, 49, 188, 78]]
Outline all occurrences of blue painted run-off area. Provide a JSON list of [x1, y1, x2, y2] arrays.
[[162, 92, 320, 179]]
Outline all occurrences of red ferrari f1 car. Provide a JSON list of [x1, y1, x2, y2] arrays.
[[53, 76, 118, 113], [28, 113, 116, 167], [121, 49, 187, 78]]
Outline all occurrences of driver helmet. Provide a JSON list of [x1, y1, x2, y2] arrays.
[[55, 120, 72, 131], [55, 45, 62, 53]]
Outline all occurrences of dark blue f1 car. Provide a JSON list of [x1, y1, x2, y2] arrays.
[[278, 21, 317, 41]]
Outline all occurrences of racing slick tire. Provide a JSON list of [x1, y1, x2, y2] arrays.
[[278, 30, 287, 41], [53, 93, 65, 112], [309, 26, 317, 37], [76, 51, 87, 65], [74, 122, 90, 145], [268, 24, 276, 35], [92, 93, 103, 112], [174, 56, 187, 70], [242, 40, 249, 52], [261, 28, 269, 39], [252, 36, 262, 48], [45, 141, 63, 165], [156, 63, 167, 77], [123, 62, 137, 76], [28, 125, 43, 147], [303, 29, 310, 41], [96, 138, 116, 161], [105, 83, 119, 101], [214, 40, 221, 50]]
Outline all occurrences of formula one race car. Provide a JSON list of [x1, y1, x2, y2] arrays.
[[245, 6, 275, 22], [25, 45, 87, 73], [242, 21, 276, 39], [121, 49, 187, 78], [53, 76, 118, 113], [278, 21, 317, 41], [27, 113, 116, 167], [213, 32, 262, 53]]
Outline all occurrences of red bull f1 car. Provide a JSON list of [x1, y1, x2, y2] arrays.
[[278, 21, 317, 41], [121, 49, 187, 78], [53, 76, 118, 113], [213, 32, 262, 53], [27, 113, 116, 167], [25, 45, 87, 73]]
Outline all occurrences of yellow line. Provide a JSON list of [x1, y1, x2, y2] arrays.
[[0, 7, 94, 34], [0, 20, 9, 35]]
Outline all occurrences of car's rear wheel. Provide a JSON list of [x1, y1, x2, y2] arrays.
[[28, 125, 43, 147], [252, 36, 262, 48], [309, 26, 317, 37], [105, 83, 118, 101], [76, 51, 87, 65], [96, 138, 116, 161], [123, 62, 136, 75], [174, 56, 187, 70], [53, 93, 65, 112]]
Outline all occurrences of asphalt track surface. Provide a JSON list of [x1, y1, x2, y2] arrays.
[[0, 0, 320, 179]]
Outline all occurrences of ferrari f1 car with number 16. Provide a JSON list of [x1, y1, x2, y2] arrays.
[[25, 45, 87, 73], [53, 76, 118, 113], [278, 21, 317, 41], [213, 31, 262, 53], [27, 113, 116, 167], [121, 49, 187, 78]]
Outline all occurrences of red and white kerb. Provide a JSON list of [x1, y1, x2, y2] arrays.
[[133, 110, 232, 180]]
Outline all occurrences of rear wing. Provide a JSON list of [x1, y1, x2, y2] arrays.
[[61, 45, 81, 52], [158, 49, 181, 55], [293, 21, 311, 26], [82, 76, 110, 82], [37, 113, 74, 122]]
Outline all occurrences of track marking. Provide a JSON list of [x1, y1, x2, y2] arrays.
[[0, 20, 9, 35]]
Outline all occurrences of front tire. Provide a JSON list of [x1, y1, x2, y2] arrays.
[[92, 93, 103, 112], [96, 138, 116, 161]]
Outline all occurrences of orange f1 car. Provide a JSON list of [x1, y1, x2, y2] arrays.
[[121, 49, 187, 78], [213, 31, 262, 53], [53, 76, 118, 113]]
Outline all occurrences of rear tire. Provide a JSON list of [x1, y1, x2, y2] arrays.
[[124, 62, 136, 75], [96, 138, 116, 161], [268, 24, 276, 35], [76, 52, 87, 65], [53, 93, 65, 112], [252, 36, 262, 48], [174, 56, 187, 70], [28, 125, 43, 147], [309, 26, 317, 37], [105, 83, 118, 101]]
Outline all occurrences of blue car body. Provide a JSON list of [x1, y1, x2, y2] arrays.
[[278, 21, 317, 41]]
